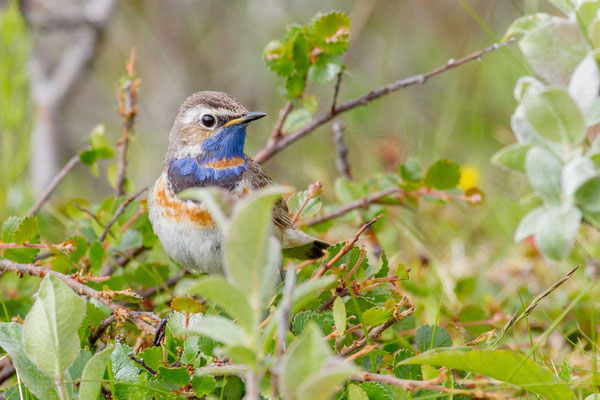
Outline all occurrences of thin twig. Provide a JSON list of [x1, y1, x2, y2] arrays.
[[0, 259, 157, 336], [495, 264, 581, 346], [330, 71, 343, 113], [311, 214, 383, 280], [128, 354, 157, 375], [270, 101, 293, 140], [136, 270, 190, 299], [339, 306, 414, 357], [115, 49, 139, 196], [99, 187, 147, 242], [28, 155, 80, 215], [332, 121, 352, 180], [89, 314, 116, 344], [352, 372, 506, 399], [253, 39, 514, 164]]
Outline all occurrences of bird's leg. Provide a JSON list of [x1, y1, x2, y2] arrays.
[[153, 311, 173, 347]]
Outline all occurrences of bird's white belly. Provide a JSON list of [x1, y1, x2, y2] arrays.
[[148, 176, 224, 274]]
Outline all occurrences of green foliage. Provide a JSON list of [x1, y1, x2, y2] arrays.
[[494, 0, 600, 259], [399, 348, 574, 399]]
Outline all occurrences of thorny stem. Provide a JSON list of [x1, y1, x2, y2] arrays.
[[254, 39, 515, 164]]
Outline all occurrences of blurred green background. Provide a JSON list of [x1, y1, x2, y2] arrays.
[[0, 1, 553, 280]]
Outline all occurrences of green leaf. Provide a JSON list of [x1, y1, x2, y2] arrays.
[[348, 384, 369, 400], [515, 206, 548, 241], [110, 342, 141, 398], [393, 349, 421, 380], [415, 325, 452, 352], [400, 157, 422, 182], [534, 206, 581, 260], [504, 13, 554, 40], [424, 160, 461, 190], [310, 11, 351, 56], [282, 108, 312, 132], [69, 349, 92, 381], [190, 277, 254, 333], [562, 157, 597, 195], [568, 53, 600, 113], [137, 346, 162, 371], [491, 143, 531, 173], [511, 103, 538, 143], [286, 73, 306, 98], [79, 346, 115, 400], [0, 322, 58, 399], [576, 176, 600, 214], [186, 315, 246, 346], [170, 296, 203, 314], [264, 40, 294, 77], [157, 366, 190, 386], [224, 186, 285, 314], [291, 276, 336, 313], [525, 147, 562, 203], [398, 348, 574, 400], [307, 61, 342, 83], [192, 375, 216, 397], [586, 97, 600, 126], [291, 30, 310, 73], [522, 88, 585, 143], [13, 215, 38, 244], [88, 241, 105, 273], [287, 190, 322, 219], [362, 307, 392, 326], [519, 20, 588, 86], [282, 323, 357, 400], [89, 124, 114, 159], [292, 311, 335, 336], [23, 274, 86, 379], [332, 297, 346, 334]]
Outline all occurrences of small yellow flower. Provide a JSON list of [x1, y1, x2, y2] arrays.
[[459, 165, 480, 191]]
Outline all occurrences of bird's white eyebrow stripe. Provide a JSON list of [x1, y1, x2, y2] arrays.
[[180, 106, 243, 125]]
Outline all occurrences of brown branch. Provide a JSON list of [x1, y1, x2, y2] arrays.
[[0, 259, 156, 336], [352, 372, 506, 399], [128, 353, 157, 376], [136, 269, 189, 299], [253, 39, 515, 164], [306, 188, 400, 227], [28, 154, 80, 215], [270, 101, 293, 140], [99, 245, 149, 278], [332, 121, 352, 180], [99, 187, 147, 242], [330, 71, 344, 113], [88, 314, 116, 344], [115, 49, 139, 196], [311, 214, 383, 280], [0, 358, 15, 385], [339, 306, 414, 357]]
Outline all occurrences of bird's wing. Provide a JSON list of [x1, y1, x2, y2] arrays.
[[246, 157, 329, 259]]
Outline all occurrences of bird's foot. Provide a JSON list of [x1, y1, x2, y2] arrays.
[[153, 311, 173, 347]]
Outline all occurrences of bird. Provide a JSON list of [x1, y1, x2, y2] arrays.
[[147, 91, 329, 277]]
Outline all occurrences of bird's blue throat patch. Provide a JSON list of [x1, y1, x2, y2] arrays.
[[167, 124, 248, 193]]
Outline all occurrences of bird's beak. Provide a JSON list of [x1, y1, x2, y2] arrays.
[[224, 111, 267, 127]]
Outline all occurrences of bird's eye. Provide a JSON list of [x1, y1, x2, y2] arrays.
[[201, 114, 216, 128]]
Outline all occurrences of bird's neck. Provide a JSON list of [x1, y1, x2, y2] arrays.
[[166, 125, 248, 193]]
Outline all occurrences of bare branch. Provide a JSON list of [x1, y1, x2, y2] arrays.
[[0, 259, 157, 336], [129, 353, 157, 376], [332, 121, 352, 180], [330, 71, 344, 113], [28, 154, 80, 215], [99, 187, 147, 242], [253, 39, 515, 164], [270, 101, 293, 141]]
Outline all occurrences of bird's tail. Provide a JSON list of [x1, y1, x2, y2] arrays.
[[281, 228, 330, 260]]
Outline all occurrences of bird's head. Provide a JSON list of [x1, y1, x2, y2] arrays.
[[165, 91, 266, 192]]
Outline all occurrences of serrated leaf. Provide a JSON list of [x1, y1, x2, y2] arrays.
[[348, 384, 369, 400], [79, 346, 115, 400], [287, 190, 322, 219], [534, 206, 581, 260], [157, 366, 190, 386], [264, 40, 294, 77], [23, 274, 86, 379], [522, 88, 586, 143], [398, 348, 574, 400], [415, 325, 452, 352], [424, 160, 461, 190], [286, 73, 306, 98], [171, 296, 203, 314], [310, 11, 351, 56], [307, 60, 342, 83], [13, 216, 38, 244], [192, 375, 216, 397], [394, 349, 421, 380], [400, 157, 422, 182]]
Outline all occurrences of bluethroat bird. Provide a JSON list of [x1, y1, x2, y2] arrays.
[[148, 91, 328, 276]]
